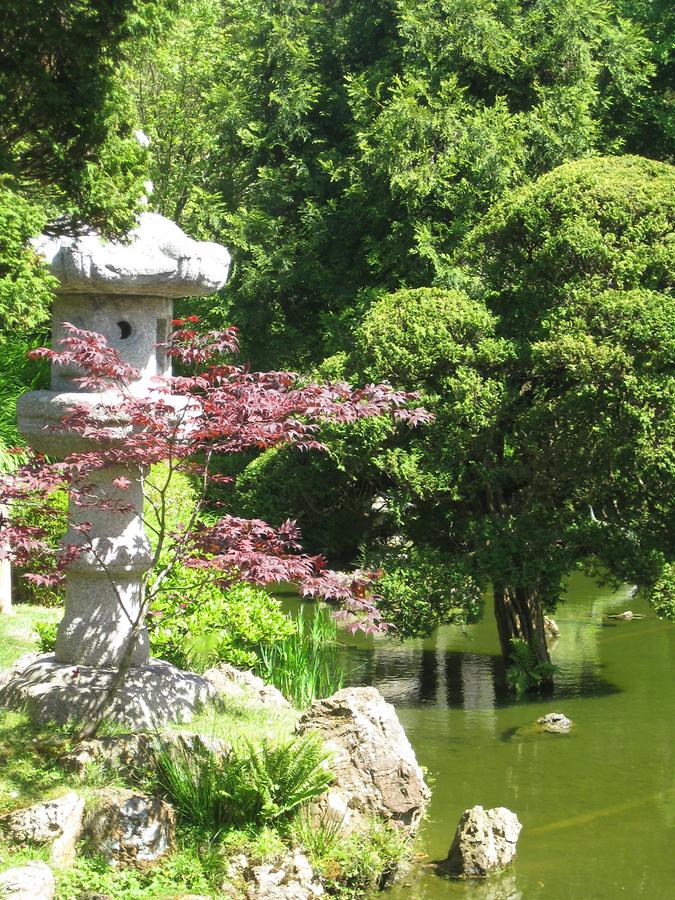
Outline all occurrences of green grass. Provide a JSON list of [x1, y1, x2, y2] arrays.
[[0, 604, 60, 668], [166, 693, 299, 749]]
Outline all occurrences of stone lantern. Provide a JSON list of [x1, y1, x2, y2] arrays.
[[0, 214, 230, 727]]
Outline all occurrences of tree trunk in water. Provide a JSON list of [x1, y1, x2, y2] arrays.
[[493, 585, 553, 687]]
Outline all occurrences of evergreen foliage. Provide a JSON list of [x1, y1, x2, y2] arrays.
[[134, 0, 667, 366], [0, 0, 175, 232]]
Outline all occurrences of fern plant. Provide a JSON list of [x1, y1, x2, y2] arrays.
[[154, 733, 333, 829], [506, 638, 559, 696]]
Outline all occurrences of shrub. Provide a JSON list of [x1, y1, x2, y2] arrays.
[[369, 545, 484, 638], [149, 572, 293, 672], [354, 287, 502, 389], [154, 734, 333, 829], [34, 620, 57, 653], [464, 155, 675, 329]]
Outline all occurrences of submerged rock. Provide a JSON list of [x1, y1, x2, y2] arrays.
[[0, 861, 55, 899], [443, 805, 522, 877], [83, 787, 175, 865], [295, 686, 430, 837], [536, 712, 573, 734], [1, 791, 84, 867], [543, 616, 560, 638], [607, 610, 640, 620]]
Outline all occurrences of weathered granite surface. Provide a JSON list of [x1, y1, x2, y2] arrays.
[[0, 654, 215, 729], [59, 730, 230, 777], [296, 686, 430, 837], [0, 861, 55, 899], [83, 787, 175, 865], [34, 213, 230, 298], [1, 791, 84, 867]]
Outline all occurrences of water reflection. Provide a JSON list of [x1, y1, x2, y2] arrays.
[[340, 604, 622, 712], [396, 869, 522, 900]]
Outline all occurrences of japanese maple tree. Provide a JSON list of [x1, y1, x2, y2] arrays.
[[0, 319, 429, 729]]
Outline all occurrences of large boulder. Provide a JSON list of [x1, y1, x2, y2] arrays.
[[204, 663, 290, 709], [1, 791, 84, 867], [59, 730, 230, 778], [0, 861, 55, 899], [0, 655, 216, 729], [295, 686, 430, 837], [443, 805, 522, 877], [83, 787, 175, 865]]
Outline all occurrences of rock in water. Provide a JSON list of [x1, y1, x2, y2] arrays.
[[543, 616, 560, 637], [443, 805, 522, 877], [536, 712, 573, 734], [296, 686, 430, 837], [83, 787, 175, 865], [0, 861, 55, 899], [1, 791, 84, 867]]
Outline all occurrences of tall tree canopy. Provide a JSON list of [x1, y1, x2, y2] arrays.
[[0, 0, 175, 230], [231, 156, 675, 673], [0, 0, 176, 333], [135, 0, 666, 367]]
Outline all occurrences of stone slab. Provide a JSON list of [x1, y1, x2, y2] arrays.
[[0, 654, 216, 729]]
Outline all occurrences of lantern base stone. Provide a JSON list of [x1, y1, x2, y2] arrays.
[[0, 655, 216, 730]]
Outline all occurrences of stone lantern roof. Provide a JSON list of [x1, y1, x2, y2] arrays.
[[34, 212, 231, 297], [31, 213, 231, 392]]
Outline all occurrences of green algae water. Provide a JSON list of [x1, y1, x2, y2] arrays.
[[332, 575, 675, 900]]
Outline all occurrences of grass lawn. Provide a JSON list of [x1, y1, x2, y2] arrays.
[[0, 603, 59, 668]]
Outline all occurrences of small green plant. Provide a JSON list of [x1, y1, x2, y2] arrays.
[[254, 606, 344, 707], [287, 807, 346, 862], [34, 620, 57, 653], [154, 733, 333, 829], [506, 639, 559, 696], [297, 815, 411, 897]]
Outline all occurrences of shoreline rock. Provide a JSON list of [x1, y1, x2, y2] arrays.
[[296, 686, 430, 838]]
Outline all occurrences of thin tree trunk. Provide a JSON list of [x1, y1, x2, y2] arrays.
[[0, 505, 12, 614], [493, 584, 553, 686]]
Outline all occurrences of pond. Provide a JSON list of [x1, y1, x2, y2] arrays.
[[333, 575, 675, 900]]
